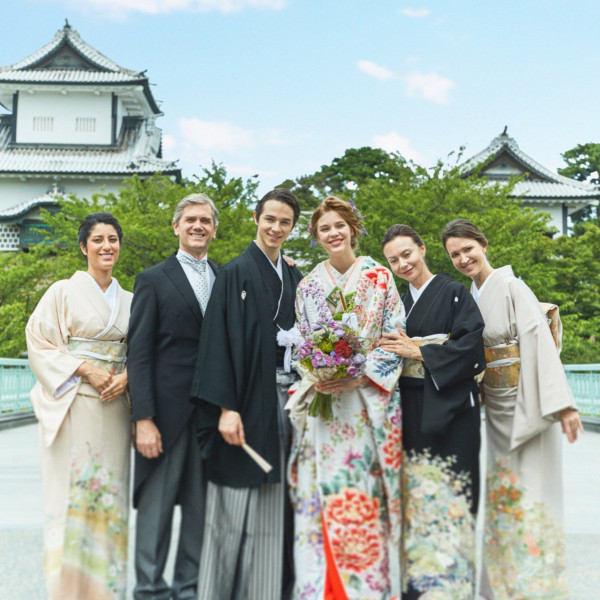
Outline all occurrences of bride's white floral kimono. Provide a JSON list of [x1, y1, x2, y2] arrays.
[[26, 271, 132, 600], [288, 256, 404, 600]]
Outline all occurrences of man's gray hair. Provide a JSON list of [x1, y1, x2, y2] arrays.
[[173, 193, 219, 227]]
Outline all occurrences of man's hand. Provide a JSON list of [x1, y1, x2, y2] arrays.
[[136, 418, 163, 459], [219, 408, 245, 446]]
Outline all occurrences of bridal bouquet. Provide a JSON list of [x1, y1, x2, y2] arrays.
[[298, 318, 367, 420]]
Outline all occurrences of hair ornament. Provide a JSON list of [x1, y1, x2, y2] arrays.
[[349, 200, 368, 236]]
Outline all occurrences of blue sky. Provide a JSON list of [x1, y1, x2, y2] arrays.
[[2, 0, 600, 195]]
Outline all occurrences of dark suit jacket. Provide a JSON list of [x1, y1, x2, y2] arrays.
[[127, 252, 218, 506]]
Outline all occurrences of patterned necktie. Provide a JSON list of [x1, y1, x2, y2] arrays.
[[178, 254, 210, 313]]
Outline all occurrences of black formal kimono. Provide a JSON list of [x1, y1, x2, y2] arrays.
[[191, 241, 302, 600], [191, 241, 303, 486], [399, 273, 485, 600]]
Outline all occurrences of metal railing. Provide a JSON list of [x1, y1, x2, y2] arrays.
[[1, 359, 599, 420], [564, 364, 600, 417], [0, 358, 37, 418]]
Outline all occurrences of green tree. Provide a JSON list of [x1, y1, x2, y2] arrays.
[[0, 164, 258, 357], [281, 146, 414, 210], [558, 142, 600, 224]]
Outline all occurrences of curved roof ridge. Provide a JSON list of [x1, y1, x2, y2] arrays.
[[462, 130, 598, 191], [0, 23, 140, 76]]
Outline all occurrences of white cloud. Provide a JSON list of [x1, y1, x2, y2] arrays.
[[66, 0, 286, 18], [372, 132, 425, 164], [357, 60, 396, 81], [162, 134, 177, 155], [402, 7, 431, 18], [405, 71, 454, 104], [178, 118, 255, 152]]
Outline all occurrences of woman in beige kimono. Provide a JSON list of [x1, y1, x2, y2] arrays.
[[26, 212, 132, 600], [442, 219, 583, 600]]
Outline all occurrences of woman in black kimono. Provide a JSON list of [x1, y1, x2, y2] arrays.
[[380, 224, 486, 600]]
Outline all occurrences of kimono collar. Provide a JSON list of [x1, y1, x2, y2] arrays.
[[472, 267, 504, 303], [409, 274, 436, 306], [253, 240, 283, 280]]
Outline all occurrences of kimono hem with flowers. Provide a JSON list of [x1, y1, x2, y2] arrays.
[[399, 273, 485, 600], [26, 271, 132, 600], [475, 266, 573, 600], [289, 256, 404, 600]]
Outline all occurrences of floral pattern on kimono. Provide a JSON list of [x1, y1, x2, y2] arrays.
[[26, 271, 132, 600], [402, 450, 475, 599], [483, 458, 568, 599], [289, 256, 404, 600]]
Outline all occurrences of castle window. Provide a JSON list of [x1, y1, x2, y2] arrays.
[[75, 117, 96, 133], [32, 116, 54, 132]]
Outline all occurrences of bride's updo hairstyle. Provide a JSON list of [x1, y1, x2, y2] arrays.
[[310, 196, 363, 250]]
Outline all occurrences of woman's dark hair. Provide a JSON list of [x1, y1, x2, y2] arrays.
[[255, 188, 301, 226], [78, 212, 123, 247], [381, 224, 423, 249], [441, 219, 488, 249]]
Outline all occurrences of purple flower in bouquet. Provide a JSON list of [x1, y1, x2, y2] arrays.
[[297, 317, 367, 420]]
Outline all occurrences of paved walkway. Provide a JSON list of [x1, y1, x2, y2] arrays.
[[1, 422, 599, 599]]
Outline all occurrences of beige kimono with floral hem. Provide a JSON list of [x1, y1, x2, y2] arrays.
[[475, 266, 573, 600], [26, 271, 132, 600]]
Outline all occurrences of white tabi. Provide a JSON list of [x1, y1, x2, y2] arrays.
[[26, 271, 132, 600], [474, 265, 574, 600]]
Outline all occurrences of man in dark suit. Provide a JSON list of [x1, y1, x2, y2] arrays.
[[127, 193, 218, 600]]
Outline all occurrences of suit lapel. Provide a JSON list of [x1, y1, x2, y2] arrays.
[[163, 253, 203, 325]]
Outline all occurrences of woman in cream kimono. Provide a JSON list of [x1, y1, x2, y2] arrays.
[[26, 213, 132, 600], [287, 196, 404, 600], [442, 219, 583, 600]]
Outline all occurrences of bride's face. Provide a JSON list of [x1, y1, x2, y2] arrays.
[[316, 211, 353, 258]]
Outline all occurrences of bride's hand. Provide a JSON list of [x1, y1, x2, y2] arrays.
[[314, 375, 368, 394]]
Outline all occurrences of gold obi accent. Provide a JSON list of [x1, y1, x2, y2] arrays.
[[483, 342, 520, 388], [401, 335, 449, 379], [67, 338, 127, 379]]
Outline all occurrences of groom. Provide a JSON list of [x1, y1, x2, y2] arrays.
[[191, 188, 303, 600]]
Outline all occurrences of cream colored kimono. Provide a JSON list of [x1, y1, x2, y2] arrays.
[[26, 271, 132, 600], [474, 266, 573, 600]]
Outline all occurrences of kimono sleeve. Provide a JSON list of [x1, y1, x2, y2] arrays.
[[420, 285, 486, 390], [510, 278, 575, 449], [363, 268, 405, 393], [26, 282, 84, 398]]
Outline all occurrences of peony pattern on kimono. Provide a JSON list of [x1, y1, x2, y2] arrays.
[[402, 449, 475, 600], [484, 458, 569, 600]]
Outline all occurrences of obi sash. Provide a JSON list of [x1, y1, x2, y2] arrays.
[[67, 337, 127, 379], [483, 340, 520, 388], [401, 334, 449, 379]]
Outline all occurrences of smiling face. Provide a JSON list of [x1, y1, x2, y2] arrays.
[[315, 210, 355, 260], [253, 199, 295, 258], [80, 223, 120, 274], [173, 202, 217, 260], [444, 236, 490, 283], [383, 235, 431, 288]]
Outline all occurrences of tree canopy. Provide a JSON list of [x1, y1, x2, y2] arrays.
[[0, 163, 258, 357], [1, 147, 599, 363]]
